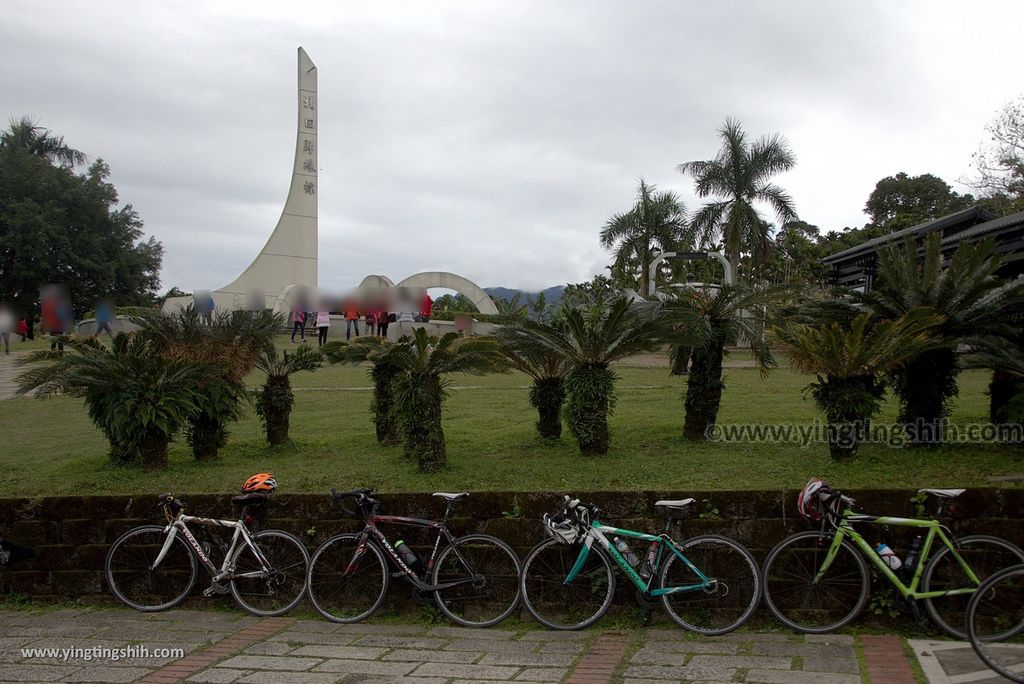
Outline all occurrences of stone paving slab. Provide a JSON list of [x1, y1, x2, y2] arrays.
[[0, 606, 953, 683], [910, 638, 1023, 683]]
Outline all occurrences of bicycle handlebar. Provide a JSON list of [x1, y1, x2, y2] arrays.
[[561, 494, 603, 522], [330, 488, 378, 518]]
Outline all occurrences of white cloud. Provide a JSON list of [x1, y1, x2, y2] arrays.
[[3, 0, 1022, 293]]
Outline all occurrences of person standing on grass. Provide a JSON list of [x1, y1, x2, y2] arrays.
[[94, 299, 115, 338], [0, 304, 14, 355], [289, 306, 306, 343], [344, 299, 360, 339], [17, 317, 28, 343], [316, 310, 331, 347]]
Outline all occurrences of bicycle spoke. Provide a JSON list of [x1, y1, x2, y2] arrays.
[[229, 530, 308, 617]]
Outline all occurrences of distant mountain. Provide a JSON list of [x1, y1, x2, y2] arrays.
[[484, 285, 566, 305]]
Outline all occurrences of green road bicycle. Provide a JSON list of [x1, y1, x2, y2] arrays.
[[762, 482, 1024, 638], [520, 495, 761, 634]]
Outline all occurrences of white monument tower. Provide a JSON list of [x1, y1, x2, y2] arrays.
[[164, 47, 318, 312]]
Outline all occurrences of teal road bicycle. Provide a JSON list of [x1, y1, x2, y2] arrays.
[[762, 480, 1024, 638], [519, 495, 761, 633]]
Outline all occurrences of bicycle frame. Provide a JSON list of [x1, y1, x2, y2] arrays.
[[346, 513, 479, 593], [565, 519, 711, 596], [153, 513, 272, 583], [817, 511, 981, 600]]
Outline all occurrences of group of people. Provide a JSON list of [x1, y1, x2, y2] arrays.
[[288, 292, 434, 347], [0, 306, 30, 355]]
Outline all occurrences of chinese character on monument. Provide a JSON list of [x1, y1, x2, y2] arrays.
[[303, 95, 316, 110], [303, 140, 315, 154], [304, 181, 316, 195], [303, 159, 315, 173]]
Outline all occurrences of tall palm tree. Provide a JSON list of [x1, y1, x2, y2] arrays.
[[857, 234, 1024, 445], [772, 310, 942, 459], [678, 118, 797, 273], [341, 328, 505, 473], [660, 284, 781, 440], [254, 345, 323, 445], [507, 297, 662, 455], [16, 334, 212, 470], [132, 307, 281, 460], [324, 338, 404, 447], [492, 322, 571, 439], [1, 116, 87, 166], [600, 179, 689, 294]]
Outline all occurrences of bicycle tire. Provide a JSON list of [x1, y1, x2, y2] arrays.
[[762, 530, 870, 633], [229, 529, 309, 616], [307, 533, 389, 623], [520, 538, 615, 630], [659, 534, 761, 635], [105, 525, 198, 612], [967, 564, 1024, 683], [922, 534, 1024, 640], [432, 534, 522, 628]]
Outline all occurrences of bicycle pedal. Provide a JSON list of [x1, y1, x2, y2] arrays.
[[203, 582, 230, 597]]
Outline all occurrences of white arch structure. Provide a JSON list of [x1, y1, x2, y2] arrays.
[[396, 272, 498, 315]]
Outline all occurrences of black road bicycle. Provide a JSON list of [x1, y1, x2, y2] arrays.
[[306, 489, 521, 627]]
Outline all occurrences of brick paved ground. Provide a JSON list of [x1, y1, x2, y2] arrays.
[[0, 607, 939, 683]]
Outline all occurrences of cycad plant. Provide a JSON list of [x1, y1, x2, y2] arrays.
[[493, 322, 570, 439], [507, 297, 661, 455], [16, 334, 212, 470], [324, 338, 404, 446], [772, 310, 942, 459], [132, 307, 281, 460], [660, 284, 780, 441], [341, 328, 504, 472], [857, 234, 1024, 445], [253, 345, 323, 445]]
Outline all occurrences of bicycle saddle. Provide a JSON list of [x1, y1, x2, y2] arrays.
[[918, 488, 965, 498], [433, 492, 469, 502], [655, 498, 696, 510], [232, 492, 268, 505]]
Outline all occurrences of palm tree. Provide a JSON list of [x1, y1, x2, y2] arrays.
[[660, 284, 781, 440], [16, 334, 212, 470], [323, 338, 404, 446], [132, 307, 281, 460], [600, 179, 689, 294], [507, 297, 662, 455], [254, 345, 323, 445], [857, 234, 1024, 445], [678, 118, 797, 273], [341, 328, 505, 472], [492, 322, 571, 439], [772, 311, 942, 459], [1, 116, 87, 166]]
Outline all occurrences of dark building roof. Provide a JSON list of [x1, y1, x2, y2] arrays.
[[823, 206, 1024, 290]]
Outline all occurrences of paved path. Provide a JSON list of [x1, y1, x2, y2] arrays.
[[911, 638, 1024, 683], [0, 607, 944, 683], [0, 350, 26, 400]]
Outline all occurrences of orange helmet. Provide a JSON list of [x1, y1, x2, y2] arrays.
[[242, 473, 277, 493]]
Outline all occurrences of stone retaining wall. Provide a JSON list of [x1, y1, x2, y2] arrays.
[[0, 488, 1021, 603]]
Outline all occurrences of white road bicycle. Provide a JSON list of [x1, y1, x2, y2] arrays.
[[105, 493, 309, 616]]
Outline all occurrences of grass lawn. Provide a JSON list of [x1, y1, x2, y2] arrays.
[[1, 340, 1021, 496]]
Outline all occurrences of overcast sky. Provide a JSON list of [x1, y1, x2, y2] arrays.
[[3, 1, 1023, 293]]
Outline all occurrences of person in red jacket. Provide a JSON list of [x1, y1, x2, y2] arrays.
[[420, 291, 433, 322]]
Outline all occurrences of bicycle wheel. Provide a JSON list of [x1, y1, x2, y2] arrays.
[[432, 534, 521, 628], [229, 529, 309, 616], [922, 534, 1024, 639], [967, 564, 1024, 683], [520, 538, 615, 630], [762, 530, 870, 633], [307, 533, 389, 623], [659, 534, 761, 635], [105, 525, 198, 612]]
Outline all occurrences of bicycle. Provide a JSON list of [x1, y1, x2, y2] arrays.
[[519, 495, 761, 634], [967, 563, 1024, 682], [761, 480, 1024, 638], [305, 489, 521, 627], [105, 492, 309, 616]]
